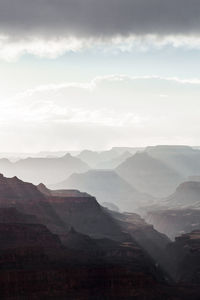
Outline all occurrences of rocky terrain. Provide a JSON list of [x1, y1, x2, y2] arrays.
[[95, 151, 132, 169], [146, 209, 200, 240], [164, 181, 200, 209], [0, 176, 172, 299], [0, 154, 89, 185], [146, 145, 200, 178], [166, 230, 200, 284], [145, 181, 200, 239], [53, 169, 153, 212], [109, 210, 171, 268], [116, 152, 183, 197], [0, 172, 199, 298], [77, 148, 123, 168]]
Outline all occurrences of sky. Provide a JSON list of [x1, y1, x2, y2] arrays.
[[1, 0, 200, 152]]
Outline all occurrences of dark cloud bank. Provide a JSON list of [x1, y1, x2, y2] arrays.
[[0, 0, 200, 39]]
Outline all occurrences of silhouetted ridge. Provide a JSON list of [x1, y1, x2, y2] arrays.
[[53, 169, 153, 212], [0, 153, 89, 184], [116, 151, 183, 197], [0, 174, 66, 234]]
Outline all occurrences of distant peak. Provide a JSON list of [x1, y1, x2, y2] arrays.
[[37, 183, 46, 188], [146, 145, 193, 152], [62, 153, 72, 159], [176, 181, 200, 191], [11, 176, 22, 182]]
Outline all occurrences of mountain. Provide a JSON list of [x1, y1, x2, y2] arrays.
[[116, 152, 183, 197], [0, 174, 66, 234], [102, 202, 120, 212], [146, 145, 200, 177], [95, 151, 132, 169], [77, 149, 136, 169], [143, 181, 200, 240], [0, 174, 130, 241], [77, 150, 100, 167], [0, 175, 199, 298], [111, 147, 145, 155], [109, 210, 171, 267], [166, 230, 200, 284], [0, 182, 174, 300], [188, 175, 200, 181], [164, 181, 200, 209], [0, 219, 176, 300], [77, 149, 120, 167], [0, 153, 89, 185], [52, 169, 153, 212], [0, 207, 38, 224], [47, 193, 126, 240], [146, 209, 200, 240], [0, 223, 62, 251]]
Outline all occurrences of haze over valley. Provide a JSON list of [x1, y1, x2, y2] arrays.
[[1, 0, 200, 298]]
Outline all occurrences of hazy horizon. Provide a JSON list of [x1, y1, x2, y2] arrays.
[[1, 144, 200, 155], [1, 1, 200, 151], [0, 2, 200, 299]]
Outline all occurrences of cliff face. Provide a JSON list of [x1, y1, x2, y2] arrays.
[[146, 209, 200, 240], [164, 181, 200, 209], [48, 196, 126, 240], [0, 223, 62, 250], [166, 230, 200, 284], [0, 207, 38, 224], [0, 175, 199, 298], [0, 220, 199, 300], [0, 154, 89, 185], [108, 210, 171, 273], [0, 174, 129, 241], [0, 209, 170, 300], [146, 145, 200, 178], [53, 169, 153, 212], [0, 219, 183, 300], [116, 152, 183, 197], [144, 181, 200, 240], [0, 266, 176, 300], [0, 174, 66, 234]]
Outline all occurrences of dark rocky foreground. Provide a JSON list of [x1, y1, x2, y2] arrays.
[[0, 221, 200, 300], [0, 174, 199, 299]]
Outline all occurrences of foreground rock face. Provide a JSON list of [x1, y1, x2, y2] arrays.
[[166, 230, 200, 284], [0, 174, 65, 234], [0, 207, 38, 224], [48, 196, 126, 240], [0, 211, 171, 300], [0, 174, 200, 298], [0, 174, 128, 240], [146, 209, 200, 240], [0, 220, 199, 300], [0, 223, 62, 250], [108, 210, 171, 273]]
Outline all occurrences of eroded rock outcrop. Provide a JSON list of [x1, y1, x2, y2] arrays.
[[146, 209, 200, 240], [166, 230, 200, 284]]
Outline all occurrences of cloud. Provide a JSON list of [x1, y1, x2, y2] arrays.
[[1, 0, 200, 38], [9, 74, 200, 102], [0, 0, 200, 59], [4, 74, 200, 125], [1, 73, 200, 151]]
